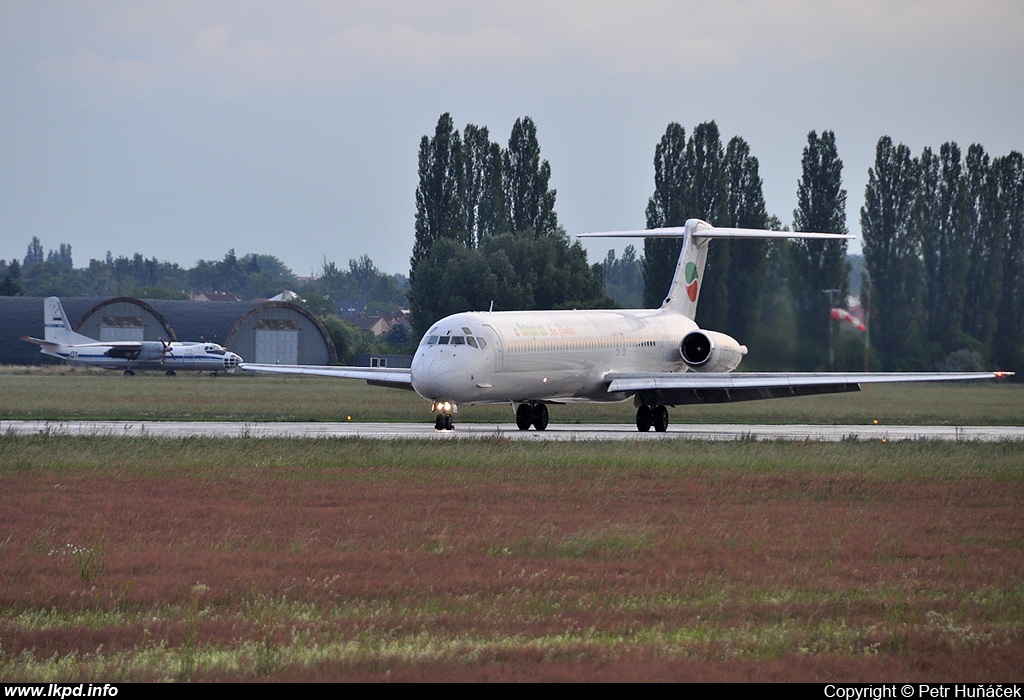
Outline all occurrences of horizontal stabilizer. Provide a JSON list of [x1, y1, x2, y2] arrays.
[[580, 226, 854, 240], [20, 335, 56, 349]]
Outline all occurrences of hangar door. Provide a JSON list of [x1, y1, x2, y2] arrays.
[[254, 319, 299, 364], [100, 316, 145, 342]]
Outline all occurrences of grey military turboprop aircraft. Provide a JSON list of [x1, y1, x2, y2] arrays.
[[22, 297, 242, 376], [242, 219, 1010, 431]]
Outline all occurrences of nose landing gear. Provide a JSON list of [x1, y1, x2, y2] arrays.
[[431, 401, 456, 431]]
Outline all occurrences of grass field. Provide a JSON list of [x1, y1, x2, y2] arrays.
[[1, 435, 1023, 681], [0, 365, 1021, 425], [1, 369, 1021, 681]]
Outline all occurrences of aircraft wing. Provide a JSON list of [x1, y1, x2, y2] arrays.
[[605, 371, 1012, 405], [240, 363, 414, 390]]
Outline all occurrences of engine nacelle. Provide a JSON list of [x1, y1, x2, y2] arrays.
[[103, 341, 166, 362], [680, 330, 748, 373], [136, 342, 168, 361]]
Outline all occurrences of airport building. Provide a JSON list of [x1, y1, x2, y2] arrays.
[[0, 296, 336, 367]]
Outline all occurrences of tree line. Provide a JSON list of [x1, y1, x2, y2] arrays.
[[6, 115, 1021, 374], [0, 242, 414, 363], [861, 138, 1024, 373], [412, 114, 1022, 374]]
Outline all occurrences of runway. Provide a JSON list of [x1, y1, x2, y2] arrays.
[[3, 420, 1023, 442]]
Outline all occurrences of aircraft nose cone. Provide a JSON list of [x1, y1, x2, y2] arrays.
[[412, 359, 454, 399]]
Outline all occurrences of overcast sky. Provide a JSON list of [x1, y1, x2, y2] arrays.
[[2, 1, 1022, 278]]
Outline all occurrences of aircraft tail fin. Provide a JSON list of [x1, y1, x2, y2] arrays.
[[580, 219, 854, 320], [43, 297, 93, 345]]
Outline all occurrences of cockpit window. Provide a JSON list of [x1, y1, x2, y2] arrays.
[[426, 333, 486, 349]]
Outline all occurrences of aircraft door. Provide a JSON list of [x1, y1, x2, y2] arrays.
[[481, 324, 503, 372]]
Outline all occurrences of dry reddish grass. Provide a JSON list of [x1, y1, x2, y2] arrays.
[[1, 439, 1022, 682]]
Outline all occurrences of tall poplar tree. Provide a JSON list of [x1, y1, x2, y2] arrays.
[[644, 122, 688, 308], [462, 124, 506, 247], [686, 122, 729, 330], [962, 144, 1003, 352], [994, 151, 1024, 372], [791, 130, 849, 367], [503, 117, 557, 237], [860, 137, 922, 369], [917, 142, 970, 358], [411, 113, 466, 274], [722, 135, 769, 343], [23, 237, 44, 270], [916, 145, 942, 356], [410, 114, 467, 333]]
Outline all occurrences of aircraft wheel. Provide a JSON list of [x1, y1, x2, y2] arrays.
[[124, 370, 134, 377], [444, 414, 454, 431], [532, 403, 549, 431], [653, 405, 669, 433], [636, 405, 653, 432], [434, 414, 445, 431], [165, 370, 176, 377], [515, 403, 532, 430]]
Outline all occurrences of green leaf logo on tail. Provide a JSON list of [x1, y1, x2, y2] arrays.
[[684, 262, 699, 302]]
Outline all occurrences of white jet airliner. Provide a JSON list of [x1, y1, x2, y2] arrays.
[[241, 219, 1010, 431], [22, 297, 243, 376]]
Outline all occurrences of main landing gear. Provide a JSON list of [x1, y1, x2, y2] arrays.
[[515, 403, 549, 431], [636, 404, 669, 432], [123, 369, 135, 377]]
